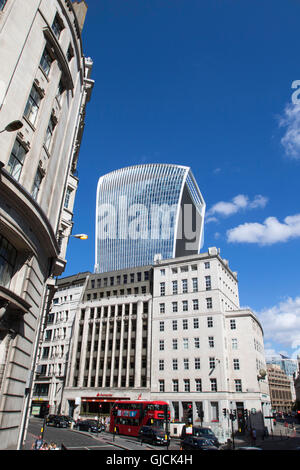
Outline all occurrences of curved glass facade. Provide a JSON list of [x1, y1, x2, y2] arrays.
[[95, 164, 205, 273]]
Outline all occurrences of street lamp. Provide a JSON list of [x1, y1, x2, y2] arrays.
[[0, 120, 23, 133], [71, 234, 88, 240]]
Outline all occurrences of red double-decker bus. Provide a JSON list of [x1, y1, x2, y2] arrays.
[[109, 400, 170, 437]]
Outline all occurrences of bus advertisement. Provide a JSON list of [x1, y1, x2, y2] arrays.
[[109, 400, 170, 437]]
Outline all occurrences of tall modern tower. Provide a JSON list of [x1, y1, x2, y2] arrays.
[[95, 164, 205, 273]]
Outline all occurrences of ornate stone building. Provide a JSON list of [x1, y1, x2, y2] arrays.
[[0, 0, 93, 449]]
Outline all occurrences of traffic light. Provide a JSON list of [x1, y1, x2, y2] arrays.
[[233, 409, 237, 420], [223, 408, 227, 417], [187, 404, 193, 424], [243, 409, 248, 419]]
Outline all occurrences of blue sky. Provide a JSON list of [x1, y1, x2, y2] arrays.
[[65, 0, 300, 360]]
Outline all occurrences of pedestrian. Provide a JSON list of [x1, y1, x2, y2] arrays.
[[32, 434, 43, 450], [41, 442, 49, 450], [251, 428, 256, 445], [49, 442, 59, 450]]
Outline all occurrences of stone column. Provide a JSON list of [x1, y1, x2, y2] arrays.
[[134, 300, 143, 388], [125, 304, 132, 387], [117, 304, 125, 387]]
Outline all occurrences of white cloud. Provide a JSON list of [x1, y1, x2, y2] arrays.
[[279, 102, 300, 159], [206, 194, 268, 220], [227, 213, 300, 245], [256, 297, 300, 355]]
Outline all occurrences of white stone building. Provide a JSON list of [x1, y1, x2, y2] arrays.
[[0, 0, 93, 449], [32, 272, 89, 417], [151, 248, 271, 440]]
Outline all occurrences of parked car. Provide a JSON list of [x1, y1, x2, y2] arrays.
[[46, 414, 58, 425], [138, 426, 170, 446], [61, 415, 75, 427], [180, 426, 220, 447], [74, 419, 102, 433], [180, 436, 219, 451], [53, 416, 69, 428]]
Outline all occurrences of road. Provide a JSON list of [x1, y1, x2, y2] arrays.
[[23, 417, 300, 451], [23, 418, 180, 451]]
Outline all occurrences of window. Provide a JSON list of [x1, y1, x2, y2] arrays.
[[182, 319, 188, 330], [160, 282, 165, 296], [182, 300, 188, 311], [159, 321, 164, 332], [172, 320, 178, 331], [160, 269, 165, 276], [195, 379, 202, 392], [56, 80, 65, 104], [194, 337, 200, 349], [209, 357, 215, 369], [195, 357, 201, 369], [52, 14, 64, 39], [64, 187, 72, 209], [235, 379, 242, 392], [172, 267, 178, 274], [159, 340, 164, 351], [40, 47, 53, 76], [207, 316, 213, 328], [173, 379, 179, 392], [204, 261, 210, 269], [159, 380, 165, 392], [206, 297, 213, 309], [183, 338, 189, 349], [210, 378, 217, 392], [172, 301, 178, 312], [184, 379, 190, 392], [7, 139, 27, 181], [0, 235, 17, 288], [159, 303, 165, 314], [172, 359, 178, 370], [172, 280, 178, 294], [24, 84, 42, 126], [193, 318, 199, 328], [0, 0, 7, 11], [208, 336, 214, 348], [31, 168, 43, 200], [182, 279, 188, 293], [183, 358, 189, 370], [67, 43, 74, 61], [193, 299, 199, 311], [192, 278, 198, 292], [205, 275, 211, 290], [230, 319, 236, 329], [172, 339, 178, 350], [232, 338, 238, 349], [159, 359, 164, 371], [233, 358, 240, 370]]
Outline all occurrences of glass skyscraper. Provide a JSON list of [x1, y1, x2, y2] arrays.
[[95, 164, 205, 273]]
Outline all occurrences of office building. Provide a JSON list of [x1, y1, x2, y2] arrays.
[[95, 164, 206, 273], [34, 248, 271, 442], [0, 0, 93, 449]]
